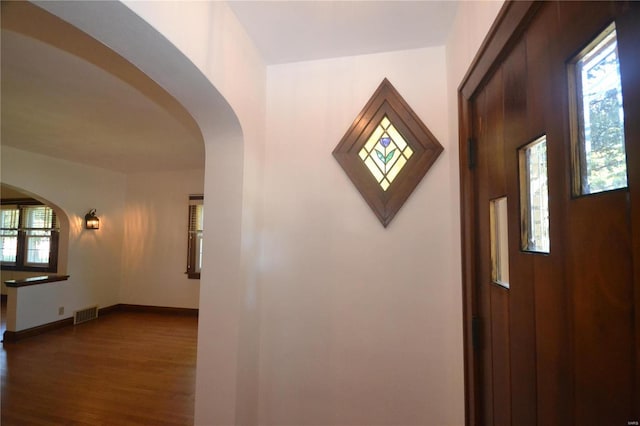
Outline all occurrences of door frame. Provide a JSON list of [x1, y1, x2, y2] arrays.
[[457, 2, 539, 424]]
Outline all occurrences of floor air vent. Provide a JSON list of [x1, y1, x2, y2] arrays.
[[74, 306, 98, 324]]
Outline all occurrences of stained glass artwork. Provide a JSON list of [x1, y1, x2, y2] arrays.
[[358, 116, 413, 191], [333, 78, 444, 227]]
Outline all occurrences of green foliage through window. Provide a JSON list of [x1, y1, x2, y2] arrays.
[[572, 23, 627, 195]]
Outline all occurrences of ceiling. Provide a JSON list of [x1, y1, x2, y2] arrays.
[[228, 1, 458, 64], [1, 2, 205, 174], [1, 1, 458, 174]]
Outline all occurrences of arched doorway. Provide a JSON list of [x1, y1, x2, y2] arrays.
[[29, 2, 248, 424]]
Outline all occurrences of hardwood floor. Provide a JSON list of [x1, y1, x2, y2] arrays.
[[1, 310, 198, 425]]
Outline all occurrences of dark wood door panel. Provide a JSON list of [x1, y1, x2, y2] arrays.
[[502, 37, 537, 426], [490, 286, 511, 426], [462, 1, 639, 425], [473, 87, 494, 426], [616, 3, 640, 418], [525, 5, 572, 425], [568, 192, 634, 425], [485, 68, 507, 201]]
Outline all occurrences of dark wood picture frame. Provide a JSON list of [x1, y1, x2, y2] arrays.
[[333, 78, 443, 227]]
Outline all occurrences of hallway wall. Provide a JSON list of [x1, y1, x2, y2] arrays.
[[259, 46, 460, 425]]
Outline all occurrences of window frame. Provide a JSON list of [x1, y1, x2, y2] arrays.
[[186, 195, 203, 279], [518, 135, 550, 254], [490, 196, 510, 288], [567, 22, 628, 196], [1, 199, 59, 273]]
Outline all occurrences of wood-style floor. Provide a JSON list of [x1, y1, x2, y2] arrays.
[[1, 309, 198, 425]]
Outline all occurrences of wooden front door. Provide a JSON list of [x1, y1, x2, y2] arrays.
[[460, 2, 640, 425]]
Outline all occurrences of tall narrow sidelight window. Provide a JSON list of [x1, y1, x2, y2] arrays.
[[186, 195, 203, 279], [490, 197, 510, 288], [569, 23, 628, 195], [0, 207, 19, 263], [519, 136, 550, 253]]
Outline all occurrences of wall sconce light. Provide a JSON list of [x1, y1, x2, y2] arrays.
[[85, 209, 100, 229]]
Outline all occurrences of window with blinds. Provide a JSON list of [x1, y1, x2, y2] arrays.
[[1, 202, 59, 272], [1, 207, 19, 264], [187, 195, 203, 279]]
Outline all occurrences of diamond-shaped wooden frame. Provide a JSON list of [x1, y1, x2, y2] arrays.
[[333, 78, 444, 227]]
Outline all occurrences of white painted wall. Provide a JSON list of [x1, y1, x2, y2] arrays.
[[1, 146, 126, 329], [118, 2, 267, 423], [259, 46, 460, 425], [254, 1, 505, 422], [446, 0, 505, 89], [195, 5, 267, 424], [7, 281, 72, 331], [445, 0, 506, 207], [120, 169, 204, 309]]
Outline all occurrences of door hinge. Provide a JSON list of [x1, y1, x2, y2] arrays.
[[467, 138, 476, 170], [472, 316, 482, 349]]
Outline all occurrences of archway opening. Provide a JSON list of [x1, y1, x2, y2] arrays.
[[1, 183, 70, 282], [5, 2, 247, 423]]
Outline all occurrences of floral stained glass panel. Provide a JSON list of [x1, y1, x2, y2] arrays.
[[333, 78, 444, 227], [358, 116, 413, 191]]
